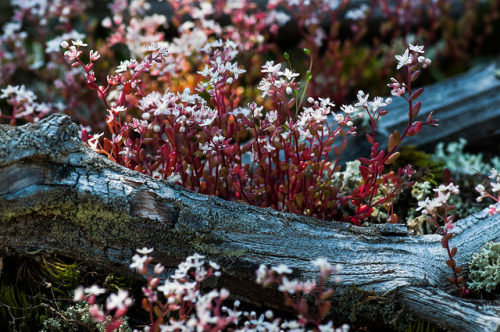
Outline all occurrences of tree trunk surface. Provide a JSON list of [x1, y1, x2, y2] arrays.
[[0, 114, 499, 331]]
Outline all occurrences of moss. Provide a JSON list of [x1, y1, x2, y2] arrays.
[[0, 281, 49, 331], [404, 320, 437, 332], [328, 284, 416, 331]]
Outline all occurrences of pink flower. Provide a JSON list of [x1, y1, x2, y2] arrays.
[[64, 46, 82, 60]]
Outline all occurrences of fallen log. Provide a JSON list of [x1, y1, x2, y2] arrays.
[[335, 62, 500, 163], [0, 114, 499, 331]]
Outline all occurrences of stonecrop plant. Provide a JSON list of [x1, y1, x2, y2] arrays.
[[0, 0, 496, 227], [1, 0, 500, 329], [75, 248, 348, 331], [64, 37, 437, 226]]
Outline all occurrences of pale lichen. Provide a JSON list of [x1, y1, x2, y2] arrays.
[[467, 241, 500, 294]]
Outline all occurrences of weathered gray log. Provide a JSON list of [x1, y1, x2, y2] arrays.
[[1, 114, 499, 331], [336, 62, 500, 163]]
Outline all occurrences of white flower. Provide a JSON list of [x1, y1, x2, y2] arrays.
[[137, 247, 154, 254], [475, 184, 486, 195], [489, 168, 498, 180], [71, 39, 87, 47], [106, 289, 132, 311], [409, 43, 425, 54], [391, 87, 406, 97], [261, 61, 281, 75], [395, 49, 413, 70], [113, 106, 127, 113], [415, 199, 428, 214], [318, 97, 335, 108], [278, 68, 299, 81], [84, 285, 105, 296], [130, 254, 148, 270], [312, 257, 332, 274], [355, 90, 369, 108], [341, 104, 356, 114], [298, 128, 313, 141], [271, 264, 292, 275], [445, 183, 460, 195], [266, 110, 278, 123], [253, 105, 264, 118], [369, 96, 387, 111], [145, 43, 160, 52], [263, 142, 276, 152], [436, 190, 451, 204], [491, 182, 500, 192], [278, 277, 300, 294], [197, 64, 212, 77], [209, 261, 220, 270], [73, 286, 85, 301], [87, 133, 103, 152], [256, 265, 269, 284], [89, 50, 100, 61], [345, 4, 369, 21], [64, 46, 82, 60]]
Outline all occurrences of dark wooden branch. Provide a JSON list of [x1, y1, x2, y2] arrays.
[[0, 114, 499, 331]]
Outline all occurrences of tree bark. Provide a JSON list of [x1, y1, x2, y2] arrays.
[[0, 114, 499, 331]]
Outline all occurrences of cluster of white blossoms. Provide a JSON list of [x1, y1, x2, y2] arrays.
[[74, 249, 350, 331], [0, 84, 53, 121], [475, 168, 500, 215], [389, 43, 432, 97], [199, 134, 227, 155], [136, 87, 220, 134], [416, 183, 460, 215], [258, 60, 300, 97], [197, 39, 246, 90]]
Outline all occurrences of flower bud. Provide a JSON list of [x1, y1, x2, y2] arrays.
[[60, 40, 69, 49], [102, 17, 112, 28], [149, 277, 160, 288]]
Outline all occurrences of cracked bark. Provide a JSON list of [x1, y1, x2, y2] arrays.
[[0, 114, 499, 331]]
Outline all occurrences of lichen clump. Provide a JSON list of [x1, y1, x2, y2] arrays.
[[467, 242, 500, 293]]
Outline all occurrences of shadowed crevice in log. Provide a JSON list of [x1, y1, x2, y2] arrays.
[[0, 114, 499, 331]]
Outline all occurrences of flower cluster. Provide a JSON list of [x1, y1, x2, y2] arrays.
[[416, 183, 460, 217], [0, 85, 53, 125], [417, 170, 468, 297], [61, 37, 439, 226], [475, 168, 500, 215], [0, 0, 495, 228], [75, 249, 349, 331], [73, 284, 133, 332]]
